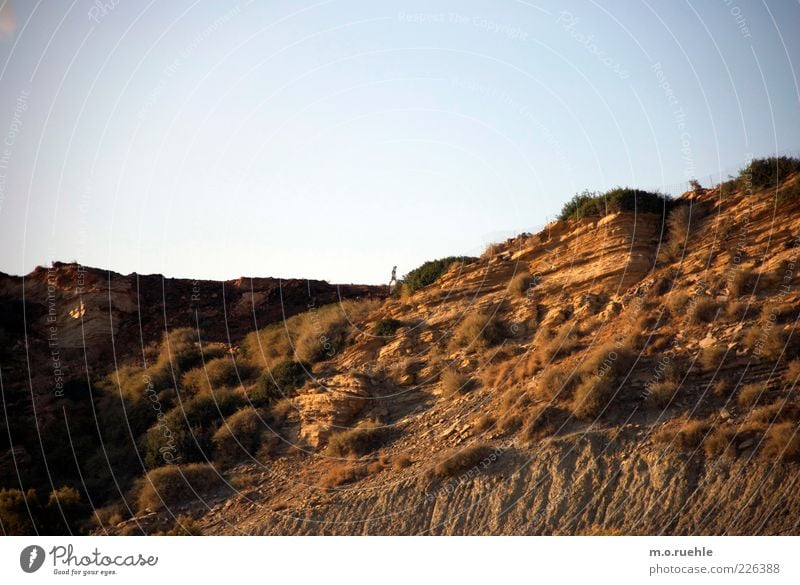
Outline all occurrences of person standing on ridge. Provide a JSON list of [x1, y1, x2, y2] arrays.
[[388, 265, 398, 293]]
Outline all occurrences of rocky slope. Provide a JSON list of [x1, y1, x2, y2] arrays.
[[105, 170, 800, 536]]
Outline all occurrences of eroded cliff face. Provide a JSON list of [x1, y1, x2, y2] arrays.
[[106, 176, 800, 536], [200, 432, 798, 535]]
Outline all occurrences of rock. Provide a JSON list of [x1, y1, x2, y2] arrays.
[[720, 409, 731, 420], [295, 374, 372, 448]]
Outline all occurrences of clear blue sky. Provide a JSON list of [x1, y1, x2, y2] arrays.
[[0, 0, 798, 284]]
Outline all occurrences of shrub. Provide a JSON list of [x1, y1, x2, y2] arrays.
[[402, 257, 477, 294], [777, 180, 800, 205], [522, 405, 568, 442], [373, 318, 404, 337], [431, 444, 497, 479], [570, 344, 635, 420], [143, 389, 244, 467], [558, 187, 670, 221], [784, 359, 800, 385], [255, 360, 310, 403], [45, 486, 89, 534], [748, 401, 800, 425], [0, 488, 39, 535], [743, 324, 785, 361], [729, 268, 757, 297], [703, 426, 737, 458], [667, 292, 690, 315], [664, 204, 692, 259], [153, 515, 203, 536], [535, 324, 579, 366], [212, 407, 266, 467], [726, 300, 748, 320], [688, 297, 719, 324], [571, 375, 614, 421], [181, 357, 257, 395], [392, 454, 413, 470], [242, 300, 378, 366], [324, 420, 386, 458], [136, 463, 229, 512], [760, 422, 800, 462], [700, 345, 726, 370], [440, 370, 473, 397], [738, 156, 800, 190], [508, 272, 534, 299], [449, 309, 503, 350], [534, 363, 574, 400], [647, 380, 678, 408], [318, 461, 367, 488], [654, 419, 709, 452], [737, 383, 763, 409]]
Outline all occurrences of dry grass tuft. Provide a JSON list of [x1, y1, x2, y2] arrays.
[[324, 420, 387, 458], [654, 419, 709, 452], [431, 444, 497, 479], [647, 380, 678, 408], [440, 370, 474, 397], [449, 309, 504, 351], [737, 383, 763, 409], [508, 271, 535, 299], [760, 422, 800, 462], [688, 297, 719, 325]]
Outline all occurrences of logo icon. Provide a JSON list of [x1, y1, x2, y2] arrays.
[[20, 545, 46, 573]]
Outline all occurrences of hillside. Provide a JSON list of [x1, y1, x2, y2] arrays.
[[2, 157, 800, 536]]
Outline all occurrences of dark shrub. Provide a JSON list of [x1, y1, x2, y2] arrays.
[[738, 156, 800, 190], [402, 257, 477, 294], [136, 463, 230, 512], [559, 187, 671, 221], [373, 318, 404, 337], [252, 360, 310, 404]]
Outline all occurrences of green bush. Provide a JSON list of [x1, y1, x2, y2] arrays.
[[182, 357, 258, 395], [251, 360, 310, 405], [212, 407, 266, 467], [738, 156, 800, 190], [0, 486, 88, 535], [401, 257, 477, 294], [143, 389, 244, 467], [559, 187, 671, 221]]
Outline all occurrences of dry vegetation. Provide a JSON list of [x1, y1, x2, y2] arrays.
[[449, 309, 504, 350], [136, 464, 230, 513], [431, 444, 497, 479]]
